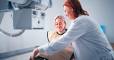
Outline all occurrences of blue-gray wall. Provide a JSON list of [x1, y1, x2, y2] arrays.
[[80, 0, 114, 42]]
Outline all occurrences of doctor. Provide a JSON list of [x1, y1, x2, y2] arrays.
[[31, 0, 114, 60]]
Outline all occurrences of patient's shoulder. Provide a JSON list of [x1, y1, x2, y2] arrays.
[[48, 31, 56, 36], [47, 31, 57, 42]]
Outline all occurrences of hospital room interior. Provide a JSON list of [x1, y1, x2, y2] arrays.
[[0, 0, 114, 60]]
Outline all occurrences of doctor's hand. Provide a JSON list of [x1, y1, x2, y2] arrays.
[[29, 48, 39, 60]]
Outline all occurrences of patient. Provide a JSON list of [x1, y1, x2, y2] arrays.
[[46, 16, 74, 60]]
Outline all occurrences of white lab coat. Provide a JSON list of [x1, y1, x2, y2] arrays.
[[38, 15, 114, 60]]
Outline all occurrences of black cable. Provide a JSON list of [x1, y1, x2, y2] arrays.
[[0, 28, 25, 37]]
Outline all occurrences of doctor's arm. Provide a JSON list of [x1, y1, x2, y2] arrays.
[[37, 20, 89, 56]]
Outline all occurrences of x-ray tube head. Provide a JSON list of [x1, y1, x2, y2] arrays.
[[0, 0, 52, 12], [31, 0, 49, 10], [9, 0, 28, 4]]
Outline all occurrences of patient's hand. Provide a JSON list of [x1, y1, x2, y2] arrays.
[[30, 48, 39, 60]]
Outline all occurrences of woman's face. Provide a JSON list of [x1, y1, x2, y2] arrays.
[[64, 6, 75, 20], [55, 19, 66, 32]]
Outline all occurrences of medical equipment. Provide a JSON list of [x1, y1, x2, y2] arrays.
[[0, 0, 52, 12], [0, 0, 52, 37]]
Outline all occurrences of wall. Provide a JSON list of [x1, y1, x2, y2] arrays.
[[80, 0, 114, 42]]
